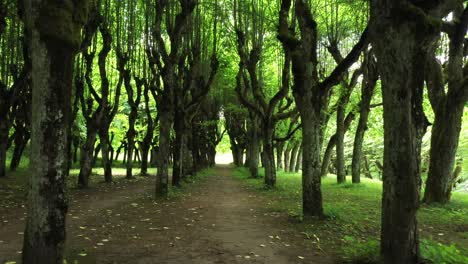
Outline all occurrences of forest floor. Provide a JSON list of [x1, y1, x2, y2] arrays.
[[0, 165, 334, 264]]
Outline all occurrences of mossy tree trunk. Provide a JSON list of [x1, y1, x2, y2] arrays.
[[22, 0, 89, 262], [370, 1, 447, 262], [423, 5, 468, 204]]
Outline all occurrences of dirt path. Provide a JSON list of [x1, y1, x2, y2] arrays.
[[0, 166, 335, 264]]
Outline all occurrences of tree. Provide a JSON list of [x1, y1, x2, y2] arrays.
[[22, 0, 89, 262], [423, 3, 468, 204], [147, 0, 197, 196], [351, 51, 378, 184], [278, 0, 368, 217], [234, 0, 296, 186], [369, 1, 453, 262], [0, 2, 29, 177]]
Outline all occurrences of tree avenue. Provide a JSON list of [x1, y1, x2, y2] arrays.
[[0, 0, 466, 263]]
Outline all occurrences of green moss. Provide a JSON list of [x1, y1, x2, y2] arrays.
[[37, 0, 90, 50]]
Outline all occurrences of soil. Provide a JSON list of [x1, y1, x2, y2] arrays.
[[0, 165, 336, 264]]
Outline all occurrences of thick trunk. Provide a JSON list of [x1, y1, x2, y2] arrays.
[[371, 3, 435, 261], [232, 144, 244, 167], [22, 0, 88, 261], [150, 146, 157, 167], [263, 128, 276, 187], [301, 113, 324, 217], [172, 114, 186, 186], [423, 102, 464, 203], [276, 142, 284, 170], [78, 130, 97, 188], [156, 111, 172, 197], [99, 128, 112, 183]]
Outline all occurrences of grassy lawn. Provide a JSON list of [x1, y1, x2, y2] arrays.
[[233, 167, 468, 263]]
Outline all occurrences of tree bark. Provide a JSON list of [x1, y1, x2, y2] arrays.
[[140, 84, 155, 176], [423, 102, 464, 203], [295, 145, 302, 173], [10, 131, 30, 171], [284, 142, 292, 172], [276, 142, 284, 170], [300, 112, 324, 217], [370, 1, 440, 262], [423, 5, 468, 204], [289, 142, 300, 174], [0, 138, 7, 177], [22, 1, 89, 262], [78, 130, 97, 188], [352, 54, 378, 184], [99, 128, 112, 183], [263, 127, 276, 186], [336, 89, 351, 184], [173, 110, 190, 186], [156, 111, 172, 197], [247, 117, 260, 178]]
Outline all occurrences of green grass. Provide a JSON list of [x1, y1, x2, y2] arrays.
[[233, 167, 468, 263]]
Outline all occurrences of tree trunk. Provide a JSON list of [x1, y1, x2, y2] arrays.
[[352, 54, 377, 184], [10, 133, 29, 171], [295, 145, 302, 173], [284, 143, 292, 172], [156, 111, 171, 197], [126, 125, 136, 179], [78, 130, 97, 188], [248, 118, 260, 178], [172, 112, 186, 186], [99, 128, 112, 183], [232, 144, 244, 167], [263, 127, 276, 187], [0, 133, 7, 177], [336, 100, 348, 184], [276, 142, 284, 170], [22, 0, 88, 261], [423, 102, 464, 203], [301, 113, 324, 217], [289, 142, 299, 174], [371, 2, 437, 261], [321, 135, 335, 177]]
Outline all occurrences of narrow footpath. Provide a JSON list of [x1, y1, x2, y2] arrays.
[[0, 166, 335, 264]]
